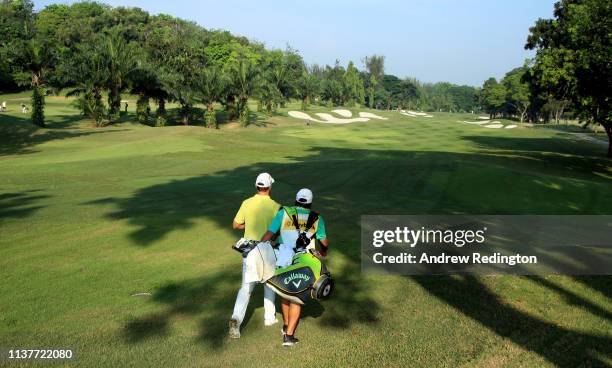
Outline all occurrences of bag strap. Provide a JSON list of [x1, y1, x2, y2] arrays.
[[304, 211, 319, 235], [283, 206, 301, 231], [284, 207, 319, 238]]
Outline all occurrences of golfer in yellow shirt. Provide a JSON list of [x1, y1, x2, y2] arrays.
[[229, 173, 281, 338]]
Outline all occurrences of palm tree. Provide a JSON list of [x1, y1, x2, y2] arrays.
[[196, 67, 226, 128], [13, 39, 54, 127], [367, 75, 378, 109], [296, 70, 319, 111], [160, 70, 196, 125], [258, 75, 281, 114], [231, 58, 261, 127], [130, 67, 166, 126], [103, 31, 139, 122], [66, 46, 108, 126], [269, 63, 289, 108]]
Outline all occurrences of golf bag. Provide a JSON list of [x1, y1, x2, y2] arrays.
[[266, 250, 334, 305]]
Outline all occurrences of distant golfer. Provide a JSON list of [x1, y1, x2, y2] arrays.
[[261, 188, 329, 346], [229, 173, 281, 339]]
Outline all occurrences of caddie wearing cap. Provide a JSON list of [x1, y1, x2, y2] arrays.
[[228, 173, 281, 339], [261, 188, 329, 346]]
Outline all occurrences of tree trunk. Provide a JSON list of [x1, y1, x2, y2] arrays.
[[31, 87, 45, 127], [181, 108, 189, 125], [519, 107, 527, 123], [239, 97, 249, 126], [108, 85, 121, 122], [603, 122, 612, 158], [31, 71, 40, 88]]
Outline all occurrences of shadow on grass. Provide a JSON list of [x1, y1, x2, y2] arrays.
[[411, 276, 611, 367], [0, 114, 127, 156], [464, 135, 610, 162], [90, 142, 611, 360], [527, 276, 612, 322], [123, 270, 247, 348], [91, 145, 612, 247], [0, 190, 49, 221], [123, 261, 377, 349], [572, 276, 612, 301]]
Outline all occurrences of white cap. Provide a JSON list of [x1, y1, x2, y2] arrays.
[[296, 188, 313, 204], [255, 173, 274, 188]]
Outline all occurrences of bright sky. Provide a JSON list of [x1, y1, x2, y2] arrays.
[[35, 0, 557, 86]]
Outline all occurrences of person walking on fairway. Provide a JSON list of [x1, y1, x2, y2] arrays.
[[261, 188, 329, 346], [229, 173, 281, 338]]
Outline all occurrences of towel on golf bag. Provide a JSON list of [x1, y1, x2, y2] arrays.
[[266, 251, 334, 305], [276, 243, 296, 268], [244, 241, 277, 283]]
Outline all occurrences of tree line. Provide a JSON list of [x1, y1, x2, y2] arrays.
[[480, 0, 610, 156], [1, 1, 609, 156], [0, 0, 482, 129]]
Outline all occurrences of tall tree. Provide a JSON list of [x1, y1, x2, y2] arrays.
[[66, 43, 108, 126], [196, 66, 226, 128], [160, 71, 196, 126], [12, 39, 54, 127], [363, 55, 385, 83], [231, 58, 260, 126], [481, 78, 506, 118], [130, 67, 165, 126], [367, 75, 378, 109], [296, 69, 319, 111], [344, 61, 365, 107], [525, 0, 612, 156], [363, 55, 385, 108], [103, 31, 139, 122], [0, 0, 35, 91], [502, 67, 530, 123]]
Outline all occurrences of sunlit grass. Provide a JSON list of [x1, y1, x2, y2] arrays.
[[0, 95, 610, 367]]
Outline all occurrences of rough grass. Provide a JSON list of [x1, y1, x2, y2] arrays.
[[1, 94, 611, 367]]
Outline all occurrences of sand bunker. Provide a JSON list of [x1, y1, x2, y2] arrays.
[[400, 110, 433, 118], [332, 109, 352, 117], [288, 111, 325, 122], [478, 116, 490, 120], [359, 112, 387, 120], [459, 119, 519, 130], [288, 110, 384, 124], [460, 120, 490, 125], [315, 113, 369, 124]]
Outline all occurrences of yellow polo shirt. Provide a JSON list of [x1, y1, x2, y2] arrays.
[[234, 194, 281, 240]]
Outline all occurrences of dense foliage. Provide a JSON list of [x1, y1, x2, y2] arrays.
[[1, 0, 609, 157], [525, 0, 611, 156], [0, 0, 482, 128]]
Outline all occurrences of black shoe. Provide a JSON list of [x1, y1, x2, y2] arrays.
[[281, 325, 287, 336], [282, 334, 299, 346]]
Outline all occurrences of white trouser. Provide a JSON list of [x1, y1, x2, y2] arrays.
[[231, 258, 276, 327]]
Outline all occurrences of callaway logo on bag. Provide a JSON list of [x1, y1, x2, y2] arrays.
[[283, 272, 311, 288]]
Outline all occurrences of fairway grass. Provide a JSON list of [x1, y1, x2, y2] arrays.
[[1, 95, 611, 367]]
